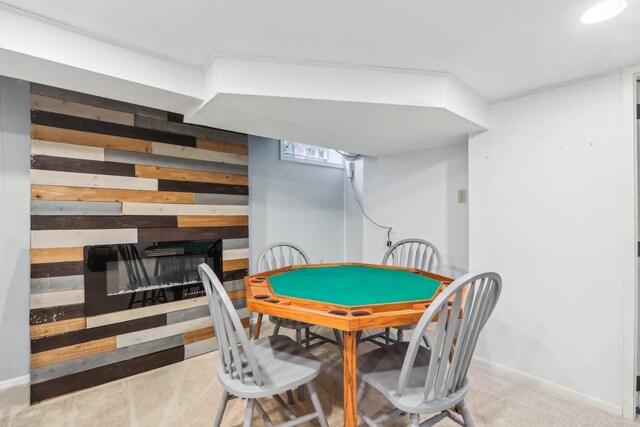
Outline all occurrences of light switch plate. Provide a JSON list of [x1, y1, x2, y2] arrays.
[[458, 189, 467, 203]]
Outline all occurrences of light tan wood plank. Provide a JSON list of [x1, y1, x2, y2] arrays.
[[135, 164, 248, 185], [177, 215, 248, 228], [86, 297, 208, 328], [117, 317, 212, 348], [32, 185, 194, 204], [31, 229, 137, 249], [31, 247, 84, 264], [31, 337, 116, 369], [196, 138, 248, 156], [30, 290, 84, 310], [184, 327, 214, 345], [151, 142, 248, 166], [224, 258, 249, 271], [31, 139, 105, 161], [31, 94, 135, 126], [223, 248, 249, 261], [31, 170, 158, 191], [31, 124, 151, 153], [122, 202, 246, 216], [30, 318, 86, 339], [183, 317, 249, 345]]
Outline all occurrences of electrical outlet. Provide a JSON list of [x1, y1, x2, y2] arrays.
[[458, 189, 467, 204]]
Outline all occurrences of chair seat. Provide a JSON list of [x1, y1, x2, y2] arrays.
[[358, 343, 468, 414], [217, 335, 322, 399], [269, 315, 312, 329]]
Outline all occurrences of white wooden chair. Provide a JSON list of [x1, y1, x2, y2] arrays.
[[357, 271, 502, 426], [255, 242, 337, 402], [198, 263, 329, 427], [365, 239, 442, 346]]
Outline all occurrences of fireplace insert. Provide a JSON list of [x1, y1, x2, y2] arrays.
[[84, 239, 222, 316]]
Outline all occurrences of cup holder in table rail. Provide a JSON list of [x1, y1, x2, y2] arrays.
[[328, 309, 348, 316], [254, 294, 271, 300], [412, 303, 430, 311], [250, 278, 268, 285], [350, 309, 373, 317], [266, 298, 291, 306]]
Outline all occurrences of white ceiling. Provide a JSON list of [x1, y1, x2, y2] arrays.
[[2, 0, 640, 101]]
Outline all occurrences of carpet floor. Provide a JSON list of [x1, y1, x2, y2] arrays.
[[0, 324, 634, 426]]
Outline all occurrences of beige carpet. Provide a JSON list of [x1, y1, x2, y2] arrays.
[[0, 324, 633, 426]]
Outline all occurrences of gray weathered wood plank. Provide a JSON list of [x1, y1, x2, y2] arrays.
[[222, 238, 249, 250], [194, 193, 249, 206], [134, 115, 247, 144], [30, 83, 168, 120], [104, 149, 248, 175], [31, 275, 84, 294], [31, 201, 122, 216], [30, 335, 183, 384]]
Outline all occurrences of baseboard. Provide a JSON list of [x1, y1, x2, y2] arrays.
[[0, 374, 30, 391], [473, 357, 622, 417]]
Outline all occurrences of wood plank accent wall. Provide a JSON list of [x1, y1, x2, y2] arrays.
[[28, 83, 250, 403]]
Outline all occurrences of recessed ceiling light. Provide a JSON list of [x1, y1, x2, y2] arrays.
[[581, 0, 628, 23]]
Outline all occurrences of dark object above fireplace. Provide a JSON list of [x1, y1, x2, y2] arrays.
[[84, 239, 223, 316]]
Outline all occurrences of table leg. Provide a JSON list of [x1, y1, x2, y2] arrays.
[[343, 331, 357, 427], [253, 313, 263, 340]]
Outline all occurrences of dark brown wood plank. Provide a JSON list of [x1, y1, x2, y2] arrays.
[[157, 180, 249, 196], [31, 261, 83, 279], [30, 346, 184, 403], [31, 110, 196, 147], [31, 215, 177, 230], [30, 304, 85, 325], [223, 269, 248, 282], [134, 115, 247, 143], [30, 83, 168, 120], [138, 226, 248, 243], [31, 155, 135, 177], [31, 314, 167, 353]]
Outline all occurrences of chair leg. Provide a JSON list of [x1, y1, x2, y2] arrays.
[[214, 390, 230, 427], [294, 327, 305, 401], [254, 400, 273, 426], [307, 381, 329, 427], [422, 334, 431, 349], [253, 313, 263, 340], [384, 327, 391, 345], [296, 328, 302, 344], [356, 381, 367, 407], [334, 329, 344, 354], [458, 400, 476, 427], [410, 413, 420, 427], [286, 390, 295, 405], [272, 318, 281, 336], [304, 327, 310, 348], [244, 398, 256, 427], [397, 329, 404, 342]]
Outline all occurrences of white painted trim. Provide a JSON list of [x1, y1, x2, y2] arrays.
[[0, 375, 30, 391], [622, 63, 640, 420], [473, 357, 622, 417], [491, 68, 623, 105]]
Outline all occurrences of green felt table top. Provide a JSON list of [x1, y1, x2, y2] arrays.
[[268, 265, 441, 307]]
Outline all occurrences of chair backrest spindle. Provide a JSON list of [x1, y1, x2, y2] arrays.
[[256, 242, 310, 273], [395, 271, 501, 404], [198, 264, 263, 386], [382, 238, 442, 274]]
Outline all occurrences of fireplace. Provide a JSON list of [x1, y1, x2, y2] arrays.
[[84, 239, 223, 316]]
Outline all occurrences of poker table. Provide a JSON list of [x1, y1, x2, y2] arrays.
[[245, 263, 454, 427]]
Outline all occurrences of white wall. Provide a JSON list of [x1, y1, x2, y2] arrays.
[[469, 73, 625, 409], [248, 136, 346, 270], [359, 141, 469, 276], [0, 77, 30, 385]]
